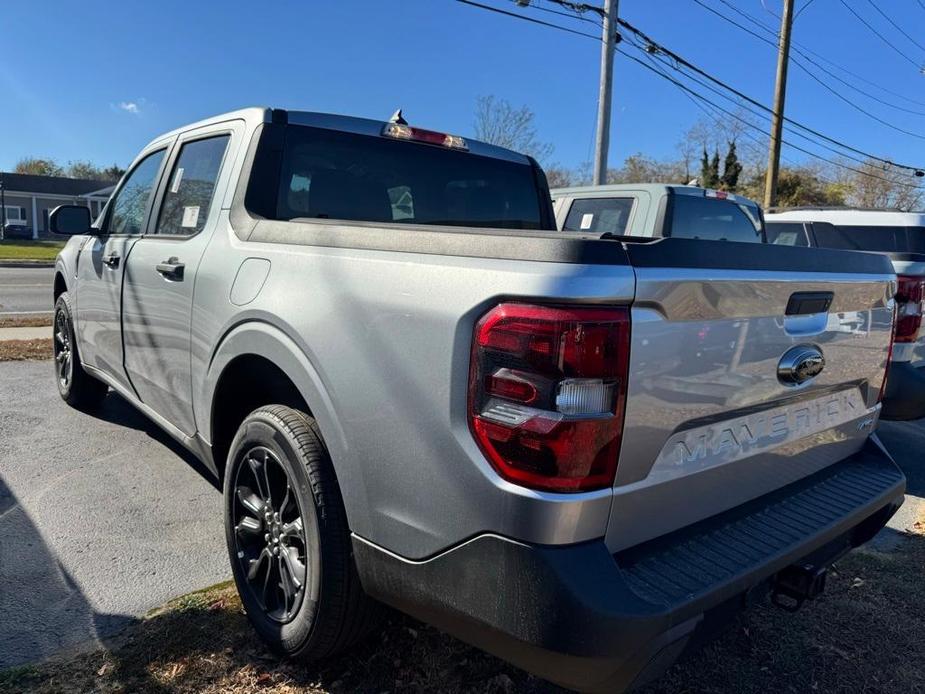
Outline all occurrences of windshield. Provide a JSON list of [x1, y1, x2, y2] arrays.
[[264, 124, 546, 230]]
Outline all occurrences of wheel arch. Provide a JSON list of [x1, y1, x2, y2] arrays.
[[202, 322, 355, 517], [53, 269, 67, 301]]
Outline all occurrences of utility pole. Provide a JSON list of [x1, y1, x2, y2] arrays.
[[763, 0, 795, 209], [593, 0, 619, 185]]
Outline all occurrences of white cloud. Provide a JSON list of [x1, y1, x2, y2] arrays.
[[118, 101, 141, 114]]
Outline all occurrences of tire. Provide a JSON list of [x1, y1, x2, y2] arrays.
[[53, 292, 108, 410], [223, 405, 380, 660]]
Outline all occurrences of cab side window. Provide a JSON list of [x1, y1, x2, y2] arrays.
[[766, 222, 809, 246], [107, 150, 166, 235], [563, 198, 634, 235], [156, 135, 230, 236], [669, 195, 763, 243]]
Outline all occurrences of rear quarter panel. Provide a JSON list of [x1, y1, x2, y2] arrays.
[[194, 215, 636, 559]]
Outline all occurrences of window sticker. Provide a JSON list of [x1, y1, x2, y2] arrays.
[[580, 212, 594, 230], [181, 205, 200, 228], [170, 168, 184, 194]]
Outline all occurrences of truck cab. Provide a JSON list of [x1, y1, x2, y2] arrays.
[[551, 183, 765, 242]]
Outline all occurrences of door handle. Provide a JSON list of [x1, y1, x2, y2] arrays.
[[155, 257, 185, 280], [102, 253, 120, 268]]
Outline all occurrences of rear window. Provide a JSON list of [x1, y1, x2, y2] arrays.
[[669, 195, 763, 243], [812, 224, 925, 253], [766, 221, 810, 246], [562, 197, 634, 234], [266, 125, 545, 230]]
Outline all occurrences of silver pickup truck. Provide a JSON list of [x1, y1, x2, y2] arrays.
[[50, 110, 904, 692]]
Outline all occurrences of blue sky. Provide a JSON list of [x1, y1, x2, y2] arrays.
[[3, 0, 925, 174]]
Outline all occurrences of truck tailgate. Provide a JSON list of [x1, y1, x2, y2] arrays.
[[607, 239, 896, 553]]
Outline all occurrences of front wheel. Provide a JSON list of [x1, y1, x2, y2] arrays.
[[53, 292, 108, 410], [223, 405, 380, 660]]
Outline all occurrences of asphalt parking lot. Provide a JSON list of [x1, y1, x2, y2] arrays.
[[0, 355, 922, 684], [0, 360, 227, 669]]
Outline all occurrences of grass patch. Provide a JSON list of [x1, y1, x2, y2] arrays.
[[0, 316, 53, 329], [0, 240, 64, 261], [0, 338, 52, 361], [1, 535, 922, 693]]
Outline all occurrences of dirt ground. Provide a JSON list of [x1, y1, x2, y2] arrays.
[[2, 528, 922, 694]]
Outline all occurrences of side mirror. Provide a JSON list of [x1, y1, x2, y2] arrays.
[[49, 205, 93, 236]]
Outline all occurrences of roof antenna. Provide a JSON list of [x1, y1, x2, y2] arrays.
[[389, 108, 408, 125]]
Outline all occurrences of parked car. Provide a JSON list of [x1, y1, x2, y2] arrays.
[[50, 112, 904, 693], [2, 221, 32, 239], [766, 208, 925, 421]]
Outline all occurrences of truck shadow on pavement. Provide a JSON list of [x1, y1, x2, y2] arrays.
[[88, 392, 220, 491], [0, 475, 138, 671]]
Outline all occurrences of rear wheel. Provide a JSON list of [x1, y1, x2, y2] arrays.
[[53, 292, 108, 409], [224, 405, 380, 659]]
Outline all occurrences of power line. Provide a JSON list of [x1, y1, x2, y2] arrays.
[[624, 44, 925, 191], [629, 34, 889, 168], [617, 15, 925, 173], [863, 0, 925, 55], [694, 0, 925, 119], [459, 0, 925, 181], [454, 0, 600, 40], [713, 0, 925, 109], [793, 0, 818, 20], [624, 31, 884, 168], [838, 0, 923, 70], [533, 0, 603, 26]]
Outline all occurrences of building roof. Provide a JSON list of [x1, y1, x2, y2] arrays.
[[0, 172, 114, 197]]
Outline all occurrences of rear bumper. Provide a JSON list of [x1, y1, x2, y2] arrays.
[[882, 360, 925, 421], [354, 439, 905, 693]]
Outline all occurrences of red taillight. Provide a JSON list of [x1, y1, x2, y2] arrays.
[[894, 274, 925, 343], [468, 303, 631, 492]]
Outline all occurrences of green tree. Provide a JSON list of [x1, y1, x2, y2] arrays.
[[721, 141, 743, 192], [741, 167, 845, 207], [101, 164, 126, 182], [65, 160, 104, 180], [709, 150, 721, 188], [14, 157, 63, 177], [699, 147, 715, 187]]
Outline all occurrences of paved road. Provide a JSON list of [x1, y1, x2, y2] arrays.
[[0, 266, 55, 316], [0, 360, 227, 669]]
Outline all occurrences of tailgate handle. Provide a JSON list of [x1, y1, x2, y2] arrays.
[[786, 291, 833, 316]]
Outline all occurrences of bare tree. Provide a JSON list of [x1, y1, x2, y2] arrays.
[[608, 153, 686, 185], [838, 159, 924, 211], [543, 165, 574, 189], [474, 95, 554, 164]]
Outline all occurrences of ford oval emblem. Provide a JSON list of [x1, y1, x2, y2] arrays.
[[778, 345, 825, 386]]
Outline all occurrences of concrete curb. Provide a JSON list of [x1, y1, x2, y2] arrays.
[[0, 260, 55, 268], [0, 326, 51, 341]]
